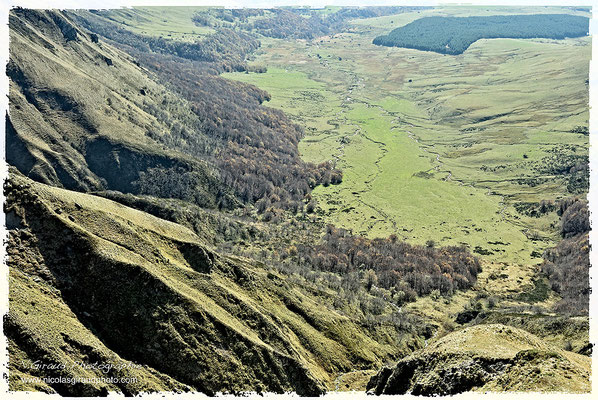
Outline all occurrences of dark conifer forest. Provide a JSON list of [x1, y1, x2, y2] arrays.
[[374, 14, 589, 54]]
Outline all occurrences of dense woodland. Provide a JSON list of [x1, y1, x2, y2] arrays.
[[139, 56, 342, 210], [295, 226, 481, 301], [249, 10, 330, 40], [541, 198, 590, 316], [535, 147, 589, 194], [71, 11, 260, 73], [224, 223, 481, 328], [373, 14, 589, 54]]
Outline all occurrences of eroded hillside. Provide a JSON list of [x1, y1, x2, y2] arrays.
[[5, 8, 417, 394], [6, 171, 423, 394], [367, 324, 591, 395], [4, 5, 592, 396]]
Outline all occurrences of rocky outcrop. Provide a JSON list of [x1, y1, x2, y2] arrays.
[[367, 324, 591, 395]]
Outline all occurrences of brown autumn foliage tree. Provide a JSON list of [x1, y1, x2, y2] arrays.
[[70, 10, 342, 213], [542, 198, 590, 316], [295, 226, 481, 301]]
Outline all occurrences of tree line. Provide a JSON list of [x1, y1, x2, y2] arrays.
[[373, 14, 589, 55], [541, 198, 590, 316], [293, 226, 481, 303], [136, 54, 342, 212], [192, 7, 428, 40], [69, 10, 260, 74]]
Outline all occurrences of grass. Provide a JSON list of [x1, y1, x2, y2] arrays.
[[8, 174, 414, 393], [9, 8, 226, 197], [91, 7, 214, 41], [7, 268, 185, 393], [8, 5, 591, 395], [373, 322, 590, 394], [223, 5, 590, 267], [10, 12, 426, 392]]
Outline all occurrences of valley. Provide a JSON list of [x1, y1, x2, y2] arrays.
[[224, 6, 590, 266], [3, 5, 591, 396]]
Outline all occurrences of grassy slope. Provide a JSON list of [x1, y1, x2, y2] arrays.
[[86, 7, 215, 41], [373, 324, 591, 393], [7, 10, 424, 393], [7, 269, 191, 394], [8, 9, 222, 201], [7, 6, 590, 394], [6, 173, 411, 394], [223, 5, 590, 268]]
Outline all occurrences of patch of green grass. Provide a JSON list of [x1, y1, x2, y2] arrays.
[[7, 268, 186, 393], [516, 277, 551, 303], [223, 6, 589, 267], [96, 7, 214, 41]]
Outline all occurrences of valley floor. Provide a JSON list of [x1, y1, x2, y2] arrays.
[[221, 9, 591, 389], [223, 5, 590, 272]]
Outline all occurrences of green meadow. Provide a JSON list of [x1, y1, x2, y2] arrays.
[[223, 6, 590, 265], [91, 6, 215, 41], [8, 6, 592, 394]]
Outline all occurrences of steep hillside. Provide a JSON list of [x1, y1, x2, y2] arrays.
[[68, 9, 342, 211], [367, 324, 591, 395], [7, 9, 225, 207], [8, 8, 339, 213], [5, 172, 415, 394], [5, 12, 432, 395]]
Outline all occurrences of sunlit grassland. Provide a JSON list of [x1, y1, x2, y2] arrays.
[[92, 6, 214, 41], [311, 6, 343, 16], [224, 6, 589, 266], [373, 35, 590, 203], [226, 66, 541, 264], [313, 104, 540, 265]]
